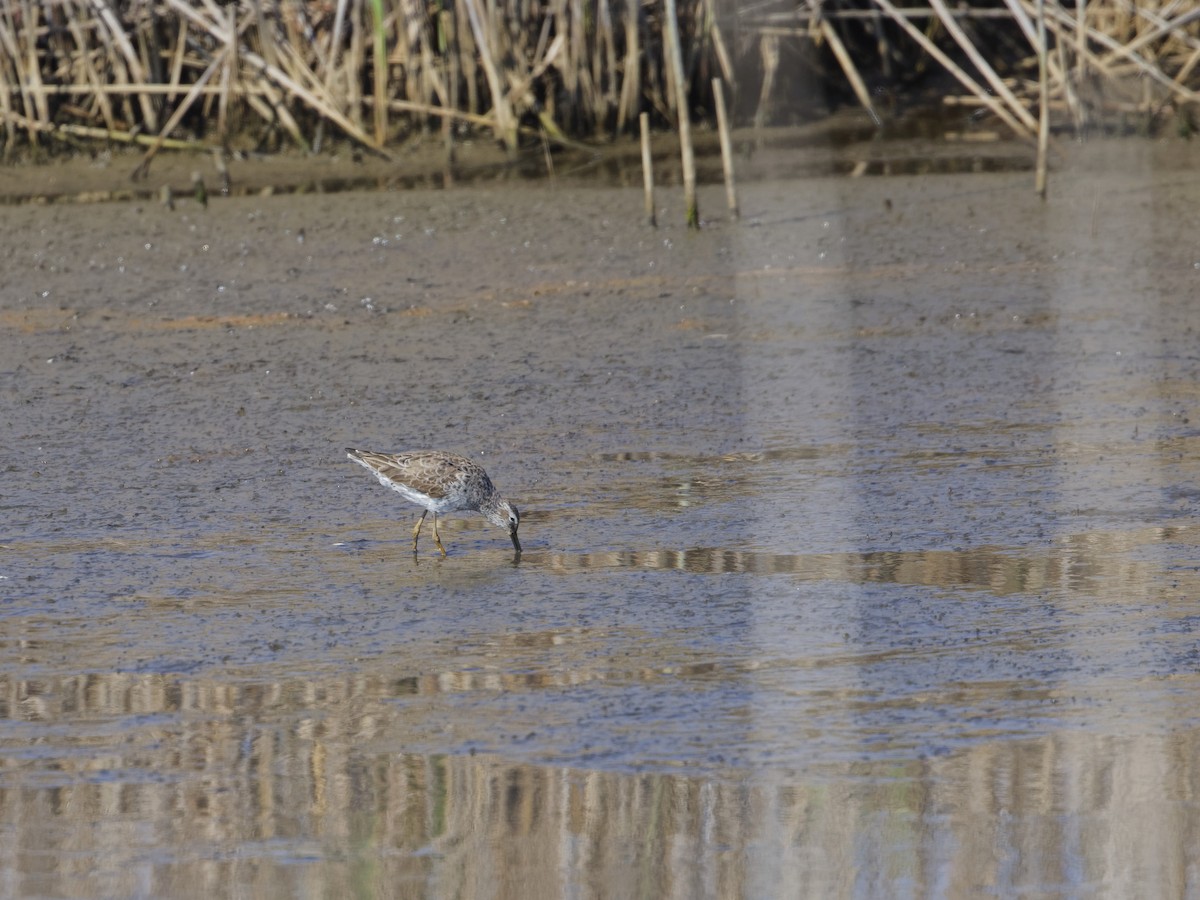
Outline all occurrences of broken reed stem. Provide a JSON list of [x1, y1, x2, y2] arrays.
[[872, 0, 1034, 138], [711, 77, 738, 220], [819, 18, 880, 126], [12, 110, 213, 150], [132, 48, 223, 179], [928, 0, 1040, 133], [706, 2, 734, 86], [1028, 0, 1200, 103], [640, 111, 655, 227]]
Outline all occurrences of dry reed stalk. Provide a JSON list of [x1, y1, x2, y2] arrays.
[[819, 18, 881, 125], [663, 0, 697, 228], [0, 19, 15, 152], [551, 0, 573, 109], [76, 0, 132, 129], [703, 0, 734, 86], [570, 0, 592, 118], [172, 0, 387, 155], [326, 0, 351, 84], [88, 0, 158, 130], [1076, 0, 1087, 84], [0, 10, 26, 108], [1035, 0, 1049, 198], [0, 98, 10, 157], [7, 110, 212, 149], [539, 126, 554, 179], [712, 77, 737, 220], [1172, 46, 1200, 89], [370, 96, 490, 127], [277, 1, 319, 146], [133, 21, 158, 125], [217, 5, 237, 143], [6, 0, 1199, 165], [593, 0, 615, 134], [346, 0, 366, 130], [454, 0, 479, 115], [640, 111, 655, 227], [1000, 0, 1038, 50], [440, 6, 458, 161], [245, 5, 307, 150], [417, 8, 447, 115], [1051, 29, 1086, 132], [277, 32, 335, 101], [242, 42, 391, 154], [1030, 0, 1200, 104], [17, 0, 49, 129], [10, 82, 339, 98], [131, 49, 224, 179], [505, 31, 565, 113], [615, 3, 640, 134], [754, 32, 778, 130], [642, 8, 669, 121], [859, 6, 890, 83], [1000, 0, 1079, 138], [167, 16, 187, 104], [369, 0, 388, 144], [64, 4, 118, 131], [252, 0, 279, 74], [927, 0, 1039, 132], [873, 0, 1034, 137], [394, 0, 416, 107], [462, 0, 517, 153], [1113, 6, 1200, 64]]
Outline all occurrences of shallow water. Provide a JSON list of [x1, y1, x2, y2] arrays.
[[3, 139, 1200, 897]]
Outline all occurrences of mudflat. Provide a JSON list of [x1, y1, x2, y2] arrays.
[[3, 136, 1200, 898]]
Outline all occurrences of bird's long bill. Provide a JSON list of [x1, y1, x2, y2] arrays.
[[510, 528, 522, 553]]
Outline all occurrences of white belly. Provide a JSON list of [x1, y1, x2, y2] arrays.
[[375, 472, 463, 513]]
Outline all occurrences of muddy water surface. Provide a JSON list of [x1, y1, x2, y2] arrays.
[[3, 139, 1200, 897]]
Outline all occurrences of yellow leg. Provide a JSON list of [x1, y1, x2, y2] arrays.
[[432, 513, 448, 557], [411, 510, 427, 553]]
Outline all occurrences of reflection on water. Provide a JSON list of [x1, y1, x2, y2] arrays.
[[538, 524, 1200, 595], [2, 661, 1197, 899], [0, 120, 1035, 208], [3, 513, 1199, 896], [596, 448, 828, 463]]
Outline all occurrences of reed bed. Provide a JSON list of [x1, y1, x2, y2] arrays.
[[2, 0, 1199, 167]]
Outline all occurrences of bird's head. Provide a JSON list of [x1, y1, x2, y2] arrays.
[[503, 502, 521, 553], [486, 499, 521, 553]]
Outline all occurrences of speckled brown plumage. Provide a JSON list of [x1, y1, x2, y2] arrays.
[[346, 448, 521, 555]]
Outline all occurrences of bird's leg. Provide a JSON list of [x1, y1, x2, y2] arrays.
[[432, 513, 448, 557], [411, 510, 427, 554]]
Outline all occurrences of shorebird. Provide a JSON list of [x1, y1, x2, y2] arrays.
[[346, 448, 521, 555]]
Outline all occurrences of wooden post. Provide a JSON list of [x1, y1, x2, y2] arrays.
[[663, 0, 698, 228], [640, 112, 656, 227], [712, 78, 738, 220]]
